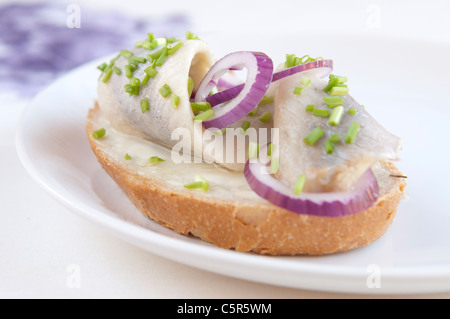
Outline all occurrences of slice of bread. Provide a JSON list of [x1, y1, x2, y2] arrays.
[[86, 103, 406, 255]]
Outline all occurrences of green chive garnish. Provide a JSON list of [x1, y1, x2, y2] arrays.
[[348, 108, 357, 115], [294, 174, 306, 195], [248, 107, 258, 116], [148, 47, 165, 61], [293, 86, 304, 95], [148, 156, 165, 166], [124, 153, 132, 160], [186, 31, 200, 40], [323, 139, 334, 154], [124, 65, 134, 79], [144, 66, 158, 78], [184, 176, 209, 192], [285, 54, 296, 68], [92, 128, 106, 140], [271, 157, 279, 174], [141, 98, 150, 113], [241, 121, 250, 133], [130, 77, 140, 87], [323, 96, 344, 108], [187, 77, 194, 97], [303, 126, 324, 146], [141, 74, 150, 86], [345, 121, 360, 144], [258, 95, 274, 106], [97, 63, 107, 72], [329, 134, 340, 143], [248, 142, 260, 159], [159, 84, 172, 98], [155, 47, 169, 66], [101, 68, 113, 83], [113, 66, 121, 75], [330, 86, 349, 96], [171, 94, 180, 109], [312, 108, 330, 118], [323, 78, 338, 93], [169, 42, 184, 55], [267, 143, 273, 157], [259, 112, 273, 123], [130, 56, 147, 65], [328, 106, 344, 126], [301, 77, 311, 87], [305, 104, 314, 112], [190, 102, 211, 112], [124, 84, 140, 96], [193, 109, 215, 122], [120, 49, 133, 58]]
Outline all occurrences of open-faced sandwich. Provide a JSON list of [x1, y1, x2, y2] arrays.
[[87, 32, 406, 255]]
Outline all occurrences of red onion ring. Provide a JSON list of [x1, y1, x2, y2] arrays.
[[244, 145, 379, 217], [206, 59, 333, 107], [194, 51, 273, 129]]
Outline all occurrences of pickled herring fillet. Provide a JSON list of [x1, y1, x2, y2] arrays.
[[273, 70, 401, 193]]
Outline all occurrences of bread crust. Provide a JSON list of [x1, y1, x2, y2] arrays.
[[86, 104, 406, 255]]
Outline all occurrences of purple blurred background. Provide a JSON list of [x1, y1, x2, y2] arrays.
[[0, 2, 188, 97]]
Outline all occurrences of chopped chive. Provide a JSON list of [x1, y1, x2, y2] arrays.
[[102, 68, 113, 82], [258, 95, 274, 106], [301, 77, 311, 87], [129, 77, 140, 87], [113, 66, 121, 75], [92, 128, 106, 140], [345, 121, 360, 144], [335, 75, 348, 84], [124, 65, 134, 79], [184, 176, 209, 192], [190, 101, 211, 111], [303, 126, 324, 146], [159, 84, 172, 98], [293, 86, 304, 95], [294, 174, 306, 195], [97, 62, 107, 72], [323, 77, 339, 93], [144, 66, 158, 78], [186, 31, 200, 40], [248, 141, 260, 159], [330, 86, 349, 96], [130, 56, 147, 64], [323, 139, 334, 154], [154, 37, 167, 47], [328, 106, 344, 126], [169, 42, 184, 55], [271, 157, 279, 174], [259, 112, 273, 123], [187, 77, 194, 97], [141, 74, 150, 86], [148, 47, 165, 60], [148, 156, 165, 166], [305, 104, 314, 112], [348, 108, 357, 115], [120, 49, 133, 58], [285, 53, 296, 68], [323, 96, 344, 108], [267, 143, 273, 157], [124, 153, 132, 160], [147, 32, 155, 42], [312, 108, 330, 118], [241, 121, 250, 133], [124, 84, 139, 96], [248, 107, 258, 116], [155, 47, 169, 66], [329, 134, 340, 143], [193, 109, 214, 122], [140, 98, 150, 113], [171, 94, 180, 109]]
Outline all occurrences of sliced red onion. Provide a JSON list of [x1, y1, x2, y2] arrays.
[[194, 51, 273, 129], [206, 59, 333, 107], [244, 149, 379, 217]]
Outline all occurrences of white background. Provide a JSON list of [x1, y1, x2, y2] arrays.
[[1, 0, 450, 298]]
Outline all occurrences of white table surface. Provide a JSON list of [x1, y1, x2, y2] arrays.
[[2, 0, 450, 299]]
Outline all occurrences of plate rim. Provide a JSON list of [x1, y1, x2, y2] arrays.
[[15, 55, 450, 295]]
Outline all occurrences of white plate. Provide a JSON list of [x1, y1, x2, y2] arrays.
[[16, 33, 450, 294]]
